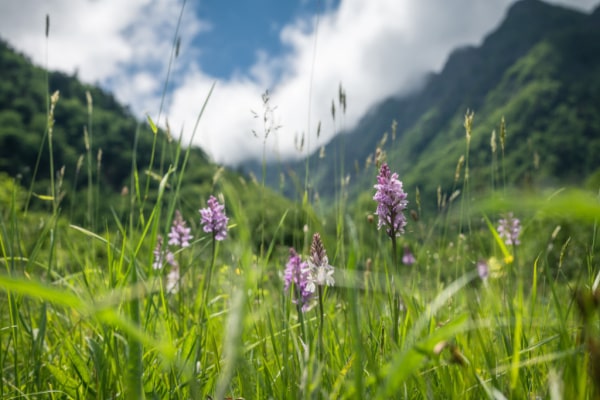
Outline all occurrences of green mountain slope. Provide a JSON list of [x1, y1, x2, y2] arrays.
[[396, 0, 600, 203], [0, 38, 306, 249], [0, 38, 163, 188], [248, 0, 600, 212]]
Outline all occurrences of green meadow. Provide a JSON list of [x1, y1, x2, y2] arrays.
[[1, 4, 600, 399]]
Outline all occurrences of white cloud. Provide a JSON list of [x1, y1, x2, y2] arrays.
[[167, 0, 599, 165], [0, 0, 597, 165], [0, 0, 209, 116], [2, 0, 144, 81], [169, 0, 516, 164]]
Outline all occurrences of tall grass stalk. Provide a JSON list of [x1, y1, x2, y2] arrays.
[[24, 15, 51, 214]]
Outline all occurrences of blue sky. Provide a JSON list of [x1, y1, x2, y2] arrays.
[[0, 0, 598, 165], [193, 0, 339, 79]]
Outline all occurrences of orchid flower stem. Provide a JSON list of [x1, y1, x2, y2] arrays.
[[391, 233, 400, 345], [318, 285, 324, 362], [197, 234, 217, 325], [295, 286, 307, 342]]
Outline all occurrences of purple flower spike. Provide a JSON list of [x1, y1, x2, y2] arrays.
[[477, 259, 489, 281], [374, 163, 408, 238], [305, 233, 335, 293], [498, 212, 521, 246], [199, 195, 228, 241], [153, 236, 165, 270], [165, 251, 178, 268], [284, 248, 313, 311], [153, 235, 178, 270], [168, 210, 193, 248], [166, 266, 180, 293], [402, 246, 415, 265]]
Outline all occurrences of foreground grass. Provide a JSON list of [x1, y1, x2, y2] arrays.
[[1, 138, 599, 400]]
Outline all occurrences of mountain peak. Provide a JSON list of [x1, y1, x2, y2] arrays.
[[487, 0, 585, 46], [592, 3, 600, 18], [504, 0, 587, 18], [507, 0, 557, 14]]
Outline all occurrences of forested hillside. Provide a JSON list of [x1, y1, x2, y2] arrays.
[[0, 38, 169, 189], [0, 38, 305, 248]]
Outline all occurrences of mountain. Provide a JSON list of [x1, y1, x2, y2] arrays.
[[0, 38, 307, 249], [0, 38, 172, 190], [244, 0, 600, 212]]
